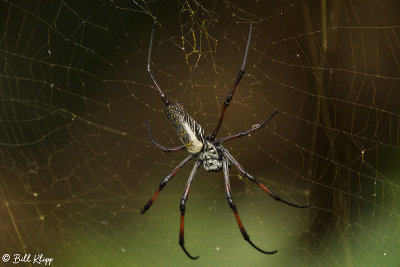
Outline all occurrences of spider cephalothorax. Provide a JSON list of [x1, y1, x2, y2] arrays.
[[141, 22, 311, 260], [199, 139, 224, 171]]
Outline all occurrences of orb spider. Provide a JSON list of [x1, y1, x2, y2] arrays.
[[141, 22, 310, 260]]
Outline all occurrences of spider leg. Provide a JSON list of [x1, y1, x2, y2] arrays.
[[140, 154, 195, 214], [179, 160, 201, 260], [147, 22, 170, 107], [222, 158, 277, 254], [210, 24, 253, 140], [223, 150, 311, 208], [145, 120, 185, 152], [219, 110, 278, 143]]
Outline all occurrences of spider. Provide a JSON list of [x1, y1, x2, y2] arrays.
[[141, 22, 311, 260]]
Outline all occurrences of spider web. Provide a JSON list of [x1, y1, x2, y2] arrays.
[[0, 0, 399, 266]]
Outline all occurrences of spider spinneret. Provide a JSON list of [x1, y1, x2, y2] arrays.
[[141, 21, 311, 260]]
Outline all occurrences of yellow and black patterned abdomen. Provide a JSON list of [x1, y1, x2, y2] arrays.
[[166, 105, 204, 154]]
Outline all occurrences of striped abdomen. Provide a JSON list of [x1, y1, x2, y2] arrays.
[[166, 104, 204, 154]]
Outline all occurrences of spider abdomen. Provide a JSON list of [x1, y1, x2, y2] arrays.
[[166, 104, 204, 154]]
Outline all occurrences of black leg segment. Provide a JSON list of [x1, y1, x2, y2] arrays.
[[147, 22, 170, 107], [140, 154, 195, 214], [224, 150, 311, 208], [146, 120, 185, 152], [179, 160, 201, 260], [219, 110, 278, 143], [222, 158, 277, 254], [210, 24, 253, 140]]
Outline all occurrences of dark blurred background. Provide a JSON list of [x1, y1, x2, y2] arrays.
[[0, 0, 399, 266]]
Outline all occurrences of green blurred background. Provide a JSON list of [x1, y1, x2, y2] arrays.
[[0, 0, 399, 266]]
